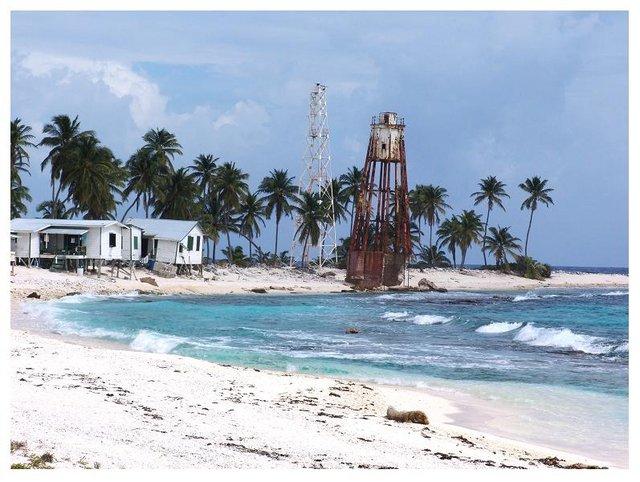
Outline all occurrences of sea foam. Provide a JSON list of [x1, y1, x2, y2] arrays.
[[513, 323, 614, 355], [411, 314, 453, 325], [381, 311, 410, 320], [512, 291, 540, 302], [476, 321, 523, 334], [130, 330, 185, 354]]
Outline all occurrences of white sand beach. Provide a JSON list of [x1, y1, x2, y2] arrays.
[[9, 265, 629, 301], [10, 328, 614, 469], [9, 266, 628, 469]]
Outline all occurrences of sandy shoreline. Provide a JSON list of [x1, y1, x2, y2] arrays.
[[9, 265, 629, 301], [9, 266, 628, 469], [10, 328, 616, 469]]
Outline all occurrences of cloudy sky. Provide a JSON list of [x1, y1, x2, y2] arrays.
[[11, 11, 628, 267]]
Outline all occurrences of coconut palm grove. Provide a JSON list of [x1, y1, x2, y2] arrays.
[[10, 115, 554, 277]]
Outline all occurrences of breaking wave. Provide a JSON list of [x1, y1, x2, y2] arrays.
[[129, 330, 185, 354], [512, 291, 540, 302], [381, 311, 410, 320], [476, 321, 523, 334], [56, 291, 141, 304], [411, 314, 453, 325], [513, 323, 619, 355]]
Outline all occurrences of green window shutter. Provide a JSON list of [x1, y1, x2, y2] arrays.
[[133, 236, 138, 250], [196, 236, 201, 251], [187, 236, 194, 250]]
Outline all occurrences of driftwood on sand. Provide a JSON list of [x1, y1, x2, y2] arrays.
[[386, 406, 429, 425]]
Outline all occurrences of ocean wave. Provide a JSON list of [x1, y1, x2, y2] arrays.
[[50, 318, 129, 341], [476, 321, 523, 334], [411, 314, 453, 325], [56, 291, 141, 304], [129, 330, 185, 354], [614, 342, 628, 353], [603, 291, 628, 297], [513, 323, 616, 355], [512, 291, 540, 302], [381, 311, 410, 320]]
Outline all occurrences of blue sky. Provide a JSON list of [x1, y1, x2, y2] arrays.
[[11, 11, 628, 267]]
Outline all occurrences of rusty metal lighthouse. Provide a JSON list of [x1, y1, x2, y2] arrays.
[[346, 112, 411, 289]]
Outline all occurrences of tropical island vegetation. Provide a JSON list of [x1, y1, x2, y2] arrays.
[[10, 115, 555, 279]]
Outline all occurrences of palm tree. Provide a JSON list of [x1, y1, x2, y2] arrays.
[[40, 115, 95, 217], [10, 118, 35, 185], [36, 200, 76, 219], [326, 177, 349, 224], [153, 168, 199, 220], [293, 191, 325, 267], [418, 245, 451, 268], [120, 148, 163, 220], [10, 181, 31, 218], [339, 166, 363, 231], [411, 184, 451, 249], [483, 226, 522, 268], [201, 194, 226, 263], [519, 177, 554, 257], [214, 162, 249, 261], [60, 135, 125, 219], [142, 128, 182, 172], [456, 210, 483, 269], [238, 192, 266, 258], [472, 176, 510, 266], [11, 118, 36, 218], [190, 154, 219, 195], [437, 216, 460, 268], [258, 169, 297, 254]]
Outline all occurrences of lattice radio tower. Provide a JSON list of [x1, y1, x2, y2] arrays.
[[290, 83, 338, 268]]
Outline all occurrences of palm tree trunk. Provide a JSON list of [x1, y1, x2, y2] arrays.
[[349, 202, 355, 233], [274, 218, 280, 254], [482, 206, 491, 266], [51, 180, 56, 220], [524, 208, 535, 257], [226, 230, 232, 262], [460, 248, 466, 270], [120, 192, 141, 222], [249, 234, 253, 259], [302, 236, 309, 268], [429, 222, 433, 248], [452, 248, 457, 268], [213, 240, 217, 262]]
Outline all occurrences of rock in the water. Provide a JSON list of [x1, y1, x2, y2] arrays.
[[65, 291, 81, 297], [417, 278, 447, 292], [345, 327, 359, 334], [250, 288, 268, 294], [139, 277, 158, 287], [26, 291, 41, 299], [386, 406, 429, 425]]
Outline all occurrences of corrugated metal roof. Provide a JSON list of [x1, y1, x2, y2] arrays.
[[125, 218, 200, 242], [10, 218, 126, 232]]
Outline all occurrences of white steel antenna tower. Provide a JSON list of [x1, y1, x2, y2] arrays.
[[290, 83, 338, 268]]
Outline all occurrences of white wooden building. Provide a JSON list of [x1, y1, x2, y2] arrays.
[[10, 218, 134, 268], [125, 218, 204, 267]]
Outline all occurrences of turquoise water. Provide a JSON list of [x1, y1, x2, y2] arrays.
[[27, 287, 628, 464]]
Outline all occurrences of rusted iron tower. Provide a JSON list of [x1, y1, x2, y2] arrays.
[[346, 112, 411, 289], [290, 83, 338, 268]]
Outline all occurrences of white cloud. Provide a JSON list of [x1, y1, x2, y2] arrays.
[[20, 52, 168, 129], [212, 100, 269, 131]]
